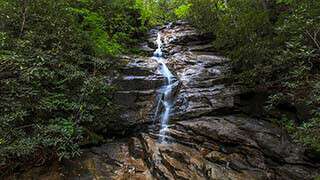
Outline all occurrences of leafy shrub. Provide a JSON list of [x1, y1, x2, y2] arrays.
[[0, 0, 145, 174], [175, 4, 192, 19], [184, 0, 320, 152], [135, 0, 190, 26], [187, 0, 222, 33]]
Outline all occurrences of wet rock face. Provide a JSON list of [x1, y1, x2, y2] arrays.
[[13, 23, 320, 179], [111, 56, 165, 131], [160, 25, 236, 120]]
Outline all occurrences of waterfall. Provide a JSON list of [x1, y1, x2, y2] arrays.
[[153, 32, 175, 143]]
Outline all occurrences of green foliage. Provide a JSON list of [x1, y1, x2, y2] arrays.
[[0, 32, 7, 48], [78, 76, 118, 134], [185, 0, 320, 152], [69, 7, 122, 56], [135, 0, 155, 25], [135, 0, 189, 26], [187, 0, 222, 33], [276, 0, 293, 5], [0, 53, 111, 171], [0, 0, 146, 174], [278, 114, 320, 154], [210, 0, 275, 86], [175, 4, 191, 19], [1, 0, 319, 174], [295, 116, 320, 152]]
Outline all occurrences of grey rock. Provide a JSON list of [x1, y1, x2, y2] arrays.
[[12, 22, 320, 180]]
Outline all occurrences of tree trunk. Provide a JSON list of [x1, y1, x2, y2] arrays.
[[19, 0, 28, 37], [261, 0, 268, 10]]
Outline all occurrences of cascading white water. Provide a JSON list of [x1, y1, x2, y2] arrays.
[[154, 33, 163, 58], [153, 32, 175, 143]]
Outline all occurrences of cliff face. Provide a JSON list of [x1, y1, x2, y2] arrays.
[[14, 23, 320, 180]]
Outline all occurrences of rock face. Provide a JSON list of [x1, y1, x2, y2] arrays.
[[112, 55, 164, 130], [12, 23, 320, 180]]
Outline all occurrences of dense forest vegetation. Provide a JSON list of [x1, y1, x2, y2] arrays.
[[184, 0, 320, 154], [143, 0, 320, 158], [0, 0, 148, 173], [1, 0, 319, 175]]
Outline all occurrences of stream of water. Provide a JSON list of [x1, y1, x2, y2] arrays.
[[153, 32, 175, 143]]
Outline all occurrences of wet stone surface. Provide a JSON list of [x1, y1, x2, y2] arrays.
[[13, 23, 320, 180]]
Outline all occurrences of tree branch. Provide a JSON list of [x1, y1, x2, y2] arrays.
[[306, 29, 320, 51], [19, 0, 28, 37]]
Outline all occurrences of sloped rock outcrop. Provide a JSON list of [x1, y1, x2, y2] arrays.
[[11, 23, 320, 180]]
